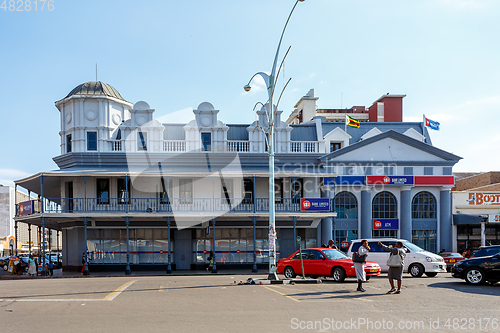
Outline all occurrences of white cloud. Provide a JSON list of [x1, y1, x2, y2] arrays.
[[0, 169, 32, 188]]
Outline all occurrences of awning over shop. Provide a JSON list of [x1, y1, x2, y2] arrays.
[[453, 214, 485, 225]]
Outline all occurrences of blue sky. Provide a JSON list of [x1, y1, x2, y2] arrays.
[[1, 0, 499, 186]]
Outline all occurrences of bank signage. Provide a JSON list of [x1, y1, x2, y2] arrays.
[[300, 198, 330, 211], [468, 192, 500, 205], [489, 214, 500, 223], [18, 200, 34, 215], [366, 176, 414, 186], [373, 218, 399, 230]]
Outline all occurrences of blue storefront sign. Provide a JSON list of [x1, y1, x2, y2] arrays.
[[366, 176, 414, 185], [18, 200, 34, 216], [324, 176, 365, 186], [300, 198, 330, 211], [373, 218, 399, 230]]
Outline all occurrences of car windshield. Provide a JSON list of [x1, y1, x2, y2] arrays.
[[402, 241, 425, 253], [443, 253, 462, 257], [322, 249, 349, 260]]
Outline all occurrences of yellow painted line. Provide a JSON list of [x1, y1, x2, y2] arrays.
[[262, 286, 300, 303], [102, 280, 136, 301], [8, 280, 137, 302], [159, 286, 163, 292]]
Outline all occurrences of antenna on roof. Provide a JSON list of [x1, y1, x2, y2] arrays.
[[96, 63, 98, 81]]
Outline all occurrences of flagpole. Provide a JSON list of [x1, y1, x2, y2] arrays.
[[345, 114, 347, 133]]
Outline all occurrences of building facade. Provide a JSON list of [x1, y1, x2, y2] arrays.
[[452, 172, 500, 251], [14, 82, 461, 272]]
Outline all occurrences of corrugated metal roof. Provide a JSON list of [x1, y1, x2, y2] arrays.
[[163, 124, 185, 140], [227, 125, 249, 140], [290, 124, 317, 141], [65, 81, 126, 101]]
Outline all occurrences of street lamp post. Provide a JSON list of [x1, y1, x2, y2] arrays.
[[244, 0, 304, 280]]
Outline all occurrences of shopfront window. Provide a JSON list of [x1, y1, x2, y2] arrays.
[[87, 228, 173, 264], [372, 191, 397, 219], [193, 228, 281, 264], [412, 230, 437, 253], [412, 191, 436, 219], [334, 191, 358, 219]]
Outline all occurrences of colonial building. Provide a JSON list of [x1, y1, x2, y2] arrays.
[[14, 81, 461, 273]]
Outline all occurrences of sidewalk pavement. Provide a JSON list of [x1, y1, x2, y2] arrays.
[[0, 268, 271, 280]]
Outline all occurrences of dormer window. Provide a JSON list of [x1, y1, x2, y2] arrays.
[[201, 133, 211, 151], [330, 142, 341, 152], [87, 132, 97, 151], [138, 132, 147, 151], [66, 134, 72, 153]]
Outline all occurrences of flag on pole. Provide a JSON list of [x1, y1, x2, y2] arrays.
[[424, 115, 440, 130], [346, 114, 360, 128]]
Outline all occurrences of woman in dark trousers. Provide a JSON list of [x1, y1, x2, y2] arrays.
[[378, 241, 406, 294]]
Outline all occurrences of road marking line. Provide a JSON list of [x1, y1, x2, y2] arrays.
[[103, 280, 136, 301], [262, 286, 300, 303], [8, 280, 138, 302], [159, 286, 163, 292]]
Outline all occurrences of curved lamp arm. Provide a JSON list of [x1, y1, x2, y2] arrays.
[[244, 72, 271, 93]]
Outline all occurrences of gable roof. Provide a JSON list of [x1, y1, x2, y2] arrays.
[[319, 130, 462, 163]]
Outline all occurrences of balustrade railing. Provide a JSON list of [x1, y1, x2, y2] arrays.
[[290, 141, 319, 153], [21, 197, 332, 215]]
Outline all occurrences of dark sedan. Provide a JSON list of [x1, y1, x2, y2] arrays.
[[452, 253, 500, 284]]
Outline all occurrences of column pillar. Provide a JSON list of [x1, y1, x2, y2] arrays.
[[40, 175, 47, 276], [83, 217, 89, 276], [400, 186, 413, 241], [439, 187, 452, 252], [125, 216, 131, 275], [481, 222, 486, 247], [252, 216, 258, 273], [360, 187, 372, 239], [28, 224, 31, 256], [167, 217, 172, 274], [293, 216, 297, 252], [211, 218, 217, 273], [321, 185, 332, 245]]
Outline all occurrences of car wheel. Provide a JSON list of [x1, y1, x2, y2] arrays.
[[409, 263, 424, 277], [365, 275, 371, 281], [425, 272, 438, 277], [3, 264, 7, 271], [284, 266, 296, 279], [331, 267, 346, 282], [465, 268, 486, 285]]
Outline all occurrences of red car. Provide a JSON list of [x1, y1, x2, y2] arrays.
[[440, 252, 465, 271], [277, 248, 381, 282]]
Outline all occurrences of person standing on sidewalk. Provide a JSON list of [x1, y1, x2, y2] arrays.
[[28, 255, 36, 277], [354, 239, 370, 292], [378, 241, 406, 294]]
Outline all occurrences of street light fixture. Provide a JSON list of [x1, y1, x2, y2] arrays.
[[244, 0, 305, 281]]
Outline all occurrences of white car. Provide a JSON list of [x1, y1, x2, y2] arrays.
[[347, 238, 446, 277]]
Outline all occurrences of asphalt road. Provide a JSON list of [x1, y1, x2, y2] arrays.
[[1, 273, 499, 332]]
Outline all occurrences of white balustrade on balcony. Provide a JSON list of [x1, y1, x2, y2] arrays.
[[290, 141, 319, 153], [163, 140, 186, 152], [226, 140, 250, 152]]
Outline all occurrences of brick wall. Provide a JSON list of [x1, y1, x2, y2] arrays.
[[455, 172, 500, 191]]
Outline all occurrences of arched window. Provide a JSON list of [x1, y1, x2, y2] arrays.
[[334, 191, 358, 219], [412, 191, 437, 219], [372, 191, 397, 219]]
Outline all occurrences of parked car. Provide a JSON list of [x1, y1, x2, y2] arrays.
[[347, 238, 446, 277], [1, 257, 10, 271], [277, 248, 381, 282], [470, 245, 500, 258], [440, 252, 465, 271], [452, 252, 500, 284]]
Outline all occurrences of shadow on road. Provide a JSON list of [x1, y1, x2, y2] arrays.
[[427, 280, 499, 297]]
